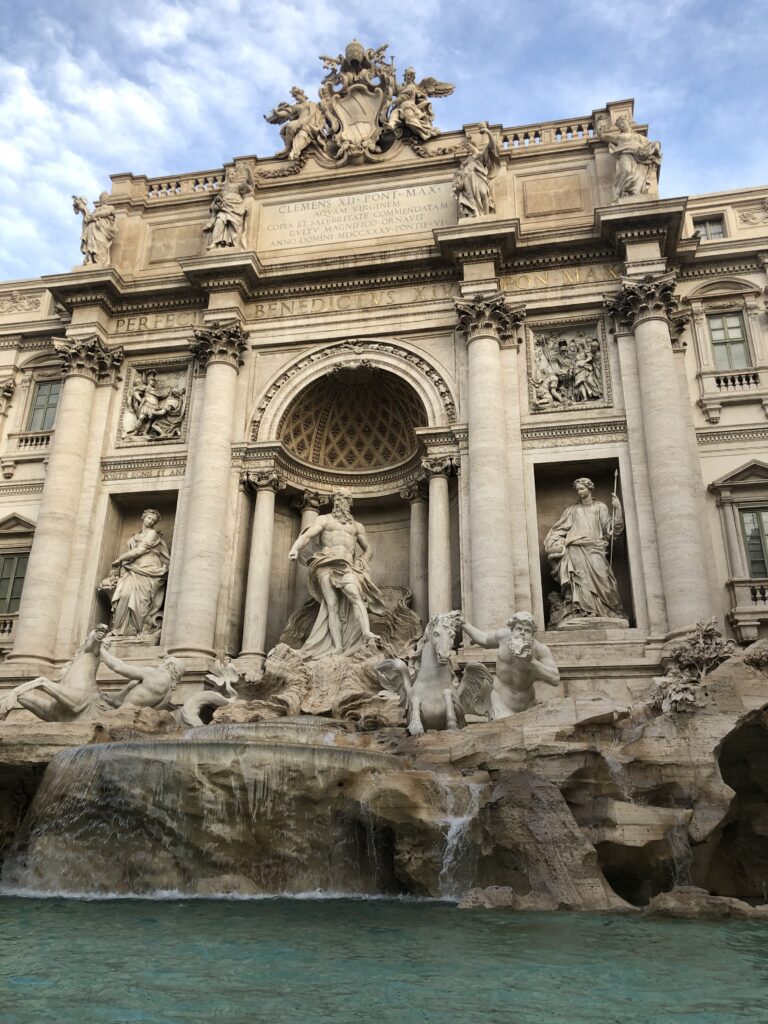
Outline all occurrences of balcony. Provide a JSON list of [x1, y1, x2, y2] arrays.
[[697, 366, 768, 424], [726, 578, 768, 643], [0, 614, 17, 653]]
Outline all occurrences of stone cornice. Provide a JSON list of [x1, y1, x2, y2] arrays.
[[455, 293, 526, 344], [100, 454, 187, 481], [190, 321, 249, 372], [53, 334, 124, 385], [696, 424, 768, 446], [594, 197, 688, 260], [604, 272, 680, 331], [520, 417, 628, 448]]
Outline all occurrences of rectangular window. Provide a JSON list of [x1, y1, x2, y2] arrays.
[[0, 552, 28, 614], [707, 313, 751, 371], [694, 217, 725, 240], [26, 380, 61, 432], [740, 508, 768, 578]]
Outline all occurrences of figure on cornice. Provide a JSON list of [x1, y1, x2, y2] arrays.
[[72, 192, 118, 266], [597, 115, 662, 201], [452, 124, 500, 218], [203, 165, 254, 249], [387, 66, 454, 142], [264, 87, 327, 160]]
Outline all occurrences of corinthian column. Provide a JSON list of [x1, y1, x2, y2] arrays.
[[421, 456, 457, 617], [291, 490, 328, 611], [240, 471, 286, 664], [455, 294, 526, 630], [400, 479, 428, 624], [10, 335, 124, 668], [605, 273, 712, 632], [166, 321, 248, 659]]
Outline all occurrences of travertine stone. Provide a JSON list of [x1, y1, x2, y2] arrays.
[[72, 193, 118, 266], [166, 323, 247, 658], [10, 338, 123, 667], [455, 294, 525, 629], [240, 472, 286, 662], [291, 491, 329, 613], [606, 274, 713, 632], [597, 116, 662, 202], [453, 125, 500, 218], [400, 481, 428, 624], [421, 456, 454, 617]]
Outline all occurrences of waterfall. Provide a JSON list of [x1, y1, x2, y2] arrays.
[[667, 823, 694, 887], [435, 777, 484, 899], [604, 753, 635, 803]]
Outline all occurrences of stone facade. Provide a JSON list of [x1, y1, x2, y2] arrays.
[[1, 70, 767, 697]]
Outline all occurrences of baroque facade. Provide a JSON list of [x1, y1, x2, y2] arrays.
[[1, 42, 767, 700]]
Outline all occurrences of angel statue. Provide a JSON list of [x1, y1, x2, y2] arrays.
[[376, 611, 494, 736], [387, 66, 454, 141], [453, 125, 500, 218], [203, 164, 254, 250], [72, 192, 118, 265], [264, 87, 327, 160]]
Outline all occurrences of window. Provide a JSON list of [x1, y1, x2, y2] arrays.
[[0, 552, 28, 614], [740, 508, 768, 577], [694, 217, 725, 240], [26, 380, 61, 432], [707, 313, 751, 370]]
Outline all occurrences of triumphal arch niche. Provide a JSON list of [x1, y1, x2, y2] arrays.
[[1, 34, 767, 708]]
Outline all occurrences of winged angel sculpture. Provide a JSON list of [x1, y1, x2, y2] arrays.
[[264, 40, 454, 164], [376, 611, 493, 735]]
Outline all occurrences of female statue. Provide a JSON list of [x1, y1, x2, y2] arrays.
[[544, 477, 625, 626], [452, 125, 500, 218], [72, 192, 118, 265], [203, 165, 254, 249], [598, 115, 662, 201], [109, 509, 170, 640]]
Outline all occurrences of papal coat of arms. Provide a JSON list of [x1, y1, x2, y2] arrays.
[[264, 40, 454, 166]]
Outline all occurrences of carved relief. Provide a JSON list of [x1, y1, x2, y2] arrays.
[[738, 200, 768, 226], [119, 361, 191, 445], [528, 321, 610, 412], [0, 291, 41, 315]]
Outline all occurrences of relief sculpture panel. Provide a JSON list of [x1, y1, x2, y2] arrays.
[[527, 319, 611, 413], [118, 360, 192, 446]]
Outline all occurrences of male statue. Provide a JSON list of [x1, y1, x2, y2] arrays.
[[460, 611, 560, 716], [288, 490, 385, 659], [100, 641, 185, 710]]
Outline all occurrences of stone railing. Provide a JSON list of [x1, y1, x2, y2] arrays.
[[0, 614, 17, 651], [146, 174, 223, 200], [726, 578, 768, 643], [697, 367, 768, 424], [501, 121, 595, 150], [8, 430, 53, 452], [714, 371, 761, 391]]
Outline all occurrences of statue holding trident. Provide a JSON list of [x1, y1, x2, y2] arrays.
[[288, 490, 386, 659]]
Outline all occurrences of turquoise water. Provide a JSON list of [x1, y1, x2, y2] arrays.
[[2, 897, 768, 1024]]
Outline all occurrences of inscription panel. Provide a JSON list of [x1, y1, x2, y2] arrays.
[[257, 182, 455, 251]]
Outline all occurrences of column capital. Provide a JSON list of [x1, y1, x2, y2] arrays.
[[604, 271, 680, 331], [190, 320, 249, 372], [400, 478, 428, 503], [291, 490, 329, 513], [241, 469, 286, 493], [421, 454, 459, 478], [53, 334, 124, 385], [455, 293, 526, 345]]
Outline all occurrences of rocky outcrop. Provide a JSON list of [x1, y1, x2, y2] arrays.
[[643, 886, 768, 920]]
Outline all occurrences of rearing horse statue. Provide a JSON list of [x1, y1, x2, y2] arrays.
[[376, 611, 492, 735]]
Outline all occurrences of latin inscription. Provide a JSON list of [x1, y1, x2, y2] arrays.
[[257, 183, 455, 251], [502, 264, 621, 291], [114, 311, 204, 334]]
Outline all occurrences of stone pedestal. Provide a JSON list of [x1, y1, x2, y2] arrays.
[[166, 322, 247, 659], [606, 274, 712, 633], [9, 336, 123, 668], [240, 473, 286, 665], [455, 294, 526, 630]]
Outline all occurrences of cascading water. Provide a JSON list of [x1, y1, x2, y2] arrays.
[[667, 822, 694, 887], [1, 720, 491, 900]]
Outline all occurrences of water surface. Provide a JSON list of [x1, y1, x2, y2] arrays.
[[2, 897, 767, 1024]]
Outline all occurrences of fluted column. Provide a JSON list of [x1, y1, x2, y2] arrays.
[[421, 456, 456, 616], [455, 294, 526, 629], [240, 471, 286, 662], [10, 336, 124, 667], [605, 273, 712, 633], [166, 321, 248, 659], [400, 479, 429, 623], [291, 490, 328, 611]]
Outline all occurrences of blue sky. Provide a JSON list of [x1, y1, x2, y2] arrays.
[[1, 0, 766, 282]]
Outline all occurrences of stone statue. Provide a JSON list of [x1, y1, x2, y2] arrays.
[[544, 477, 625, 626], [125, 369, 187, 440], [100, 640, 184, 710], [387, 66, 454, 141], [103, 509, 170, 641], [459, 611, 560, 717], [530, 333, 605, 410], [72, 193, 118, 265], [452, 125, 500, 218], [597, 115, 662, 201], [0, 625, 113, 722], [264, 87, 327, 160], [288, 490, 385, 658], [377, 611, 493, 735], [203, 165, 254, 249]]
